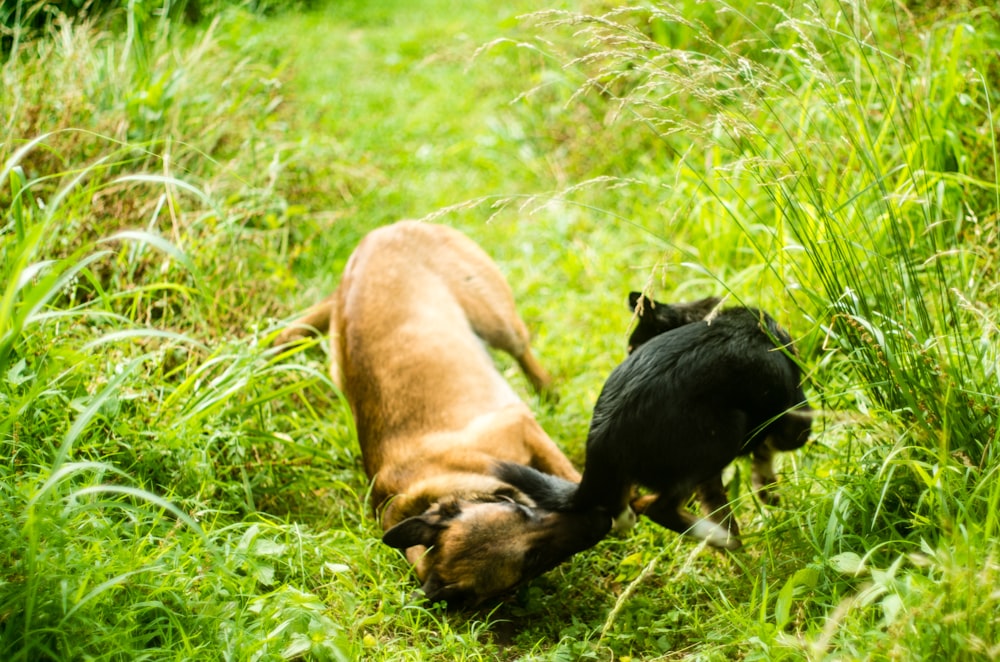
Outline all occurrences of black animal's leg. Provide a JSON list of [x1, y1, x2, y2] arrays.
[[696, 472, 740, 542], [641, 488, 741, 551], [751, 440, 779, 506]]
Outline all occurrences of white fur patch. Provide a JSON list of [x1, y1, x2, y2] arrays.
[[610, 506, 637, 535]]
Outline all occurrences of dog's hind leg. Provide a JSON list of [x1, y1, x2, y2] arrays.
[[443, 251, 554, 395], [696, 473, 740, 540], [462, 288, 552, 393], [512, 345, 554, 397], [471, 308, 552, 396], [641, 488, 741, 551], [273, 293, 344, 388]]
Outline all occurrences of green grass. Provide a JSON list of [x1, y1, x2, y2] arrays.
[[2, 0, 998, 659]]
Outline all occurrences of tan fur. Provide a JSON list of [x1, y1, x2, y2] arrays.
[[275, 221, 583, 604]]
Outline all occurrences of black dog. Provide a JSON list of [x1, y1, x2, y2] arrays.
[[499, 293, 812, 551]]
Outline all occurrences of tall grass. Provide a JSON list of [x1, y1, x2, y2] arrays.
[[505, 1, 1000, 657], [0, 3, 359, 659]]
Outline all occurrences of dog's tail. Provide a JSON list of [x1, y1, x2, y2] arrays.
[[273, 293, 337, 347]]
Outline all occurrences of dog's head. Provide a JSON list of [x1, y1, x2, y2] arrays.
[[382, 482, 610, 607], [627, 292, 722, 353]]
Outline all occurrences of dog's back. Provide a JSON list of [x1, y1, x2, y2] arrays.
[[277, 221, 608, 605], [282, 222, 553, 487], [337, 223, 534, 469]]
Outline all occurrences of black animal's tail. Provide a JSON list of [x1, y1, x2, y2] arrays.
[[493, 461, 579, 510]]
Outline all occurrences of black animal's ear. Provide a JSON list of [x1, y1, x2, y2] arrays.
[[627, 292, 660, 354], [675, 296, 723, 324], [382, 515, 443, 549], [629, 291, 652, 315]]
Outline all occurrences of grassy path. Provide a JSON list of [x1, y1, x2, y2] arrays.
[[273, 1, 562, 229]]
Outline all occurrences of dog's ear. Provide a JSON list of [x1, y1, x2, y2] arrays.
[[382, 498, 464, 549], [382, 514, 444, 549]]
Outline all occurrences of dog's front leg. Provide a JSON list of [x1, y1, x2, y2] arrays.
[[521, 416, 581, 482]]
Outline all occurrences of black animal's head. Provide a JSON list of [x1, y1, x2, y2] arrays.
[[381, 481, 610, 607], [756, 312, 814, 452], [768, 407, 814, 451], [627, 292, 722, 353]]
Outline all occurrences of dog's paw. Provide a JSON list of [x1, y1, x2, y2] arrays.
[[532, 378, 559, 406]]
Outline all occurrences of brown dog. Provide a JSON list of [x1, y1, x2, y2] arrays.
[[275, 221, 610, 606]]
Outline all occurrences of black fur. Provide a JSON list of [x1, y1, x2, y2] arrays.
[[626, 292, 722, 353], [570, 294, 812, 549], [493, 461, 579, 511]]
